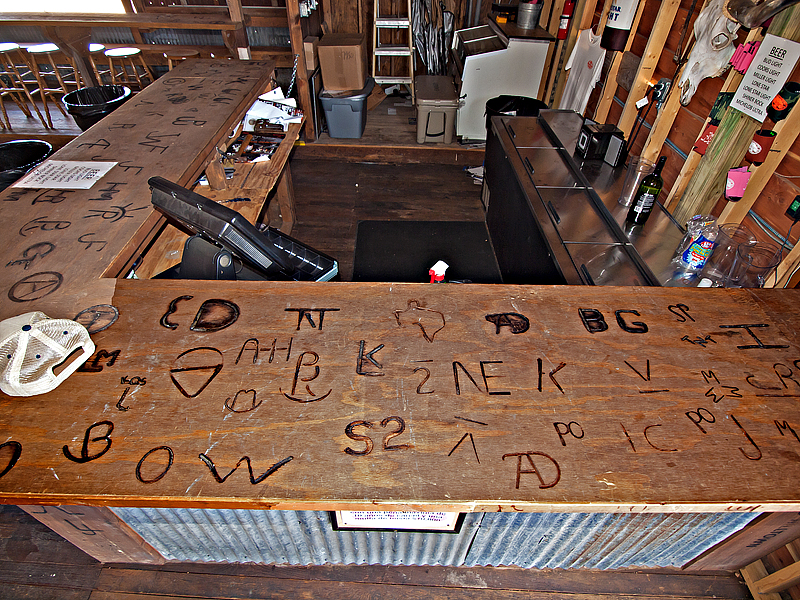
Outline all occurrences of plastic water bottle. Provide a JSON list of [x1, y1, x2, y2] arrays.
[[661, 215, 718, 286]]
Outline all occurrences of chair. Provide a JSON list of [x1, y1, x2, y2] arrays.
[[0, 43, 49, 129], [165, 49, 199, 71], [26, 43, 82, 127], [104, 47, 153, 90]]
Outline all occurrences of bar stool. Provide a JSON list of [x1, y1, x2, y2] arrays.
[[0, 43, 49, 129], [165, 49, 199, 70], [26, 43, 82, 127], [104, 47, 153, 91], [88, 43, 112, 85], [27, 43, 84, 92]]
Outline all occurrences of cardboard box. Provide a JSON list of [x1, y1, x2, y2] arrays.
[[303, 36, 319, 71], [317, 33, 366, 91], [366, 84, 386, 111]]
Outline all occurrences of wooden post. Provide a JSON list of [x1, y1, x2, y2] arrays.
[[267, 162, 296, 233], [637, 0, 714, 160], [205, 146, 228, 191], [770, 233, 800, 288], [671, 8, 800, 226], [719, 110, 800, 224], [20, 505, 166, 564], [616, 0, 681, 137], [593, 0, 613, 37], [287, 0, 317, 140], [662, 28, 762, 211], [227, 0, 252, 59], [42, 25, 96, 87], [741, 560, 785, 600], [540, 0, 567, 102]]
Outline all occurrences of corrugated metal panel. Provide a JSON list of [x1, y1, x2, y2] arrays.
[[92, 28, 136, 45], [90, 27, 289, 48], [247, 27, 291, 47], [142, 29, 225, 46], [463, 512, 760, 569], [112, 508, 482, 565], [0, 26, 49, 44], [113, 508, 758, 568]]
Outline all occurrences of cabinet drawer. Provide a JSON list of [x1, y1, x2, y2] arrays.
[[503, 118, 559, 148], [517, 147, 584, 188], [537, 187, 616, 244], [566, 243, 649, 286]]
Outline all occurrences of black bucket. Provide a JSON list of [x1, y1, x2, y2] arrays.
[[0, 140, 53, 192], [485, 95, 548, 131], [62, 85, 132, 131]]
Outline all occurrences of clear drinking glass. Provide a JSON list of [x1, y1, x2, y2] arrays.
[[697, 224, 757, 287], [727, 242, 782, 288], [618, 156, 655, 207]]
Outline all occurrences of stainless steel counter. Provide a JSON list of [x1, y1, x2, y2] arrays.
[[539, 110, 686, 282], [483, 110, 686, 286]]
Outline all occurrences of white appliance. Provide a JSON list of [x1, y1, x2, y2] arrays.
[[451, 18, 553, 141]]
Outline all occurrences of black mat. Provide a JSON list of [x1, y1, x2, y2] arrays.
[[353, 220, 502, 283]]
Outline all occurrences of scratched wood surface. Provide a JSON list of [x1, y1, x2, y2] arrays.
[[133, 121, 303, 280], [1, 281, 800, 512], [0, 59, 273, 323]]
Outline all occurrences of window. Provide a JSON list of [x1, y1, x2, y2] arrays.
[[0, 0, 125, 12]]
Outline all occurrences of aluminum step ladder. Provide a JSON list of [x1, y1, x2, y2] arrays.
[[372, 0, 415, 102]]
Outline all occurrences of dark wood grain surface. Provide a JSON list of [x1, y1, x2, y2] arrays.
[[0, 59, 274, 322], [1, 281, 799, 511]]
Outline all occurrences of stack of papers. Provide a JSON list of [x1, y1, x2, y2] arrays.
[[243, 88, 303, 132]]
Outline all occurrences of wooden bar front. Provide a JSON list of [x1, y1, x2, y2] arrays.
[[0, 58, 274, 323]]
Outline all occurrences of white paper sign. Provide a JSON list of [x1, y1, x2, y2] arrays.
[[13, 160, 118, 189], [335, 511, 460, 531], [731, 33, 800, 122]]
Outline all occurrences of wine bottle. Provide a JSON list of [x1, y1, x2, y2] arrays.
[[626, 156, 666, 225]]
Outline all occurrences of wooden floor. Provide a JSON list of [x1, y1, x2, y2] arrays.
[[289, 156, 486, 281], [0, 505, 753, 600]]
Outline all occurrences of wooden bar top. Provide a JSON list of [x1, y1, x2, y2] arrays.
[[1, 279, 800, 512], [0, 58, 274, 323]]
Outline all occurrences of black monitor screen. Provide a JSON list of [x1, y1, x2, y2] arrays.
[[149, 176, 338, 282]]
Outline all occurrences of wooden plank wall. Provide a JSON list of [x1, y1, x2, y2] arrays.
[[580, 0, 800, 272], [585, 0, 714, 196]]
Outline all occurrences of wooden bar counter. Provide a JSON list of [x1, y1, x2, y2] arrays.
[[0, 58, 275, 322], [2, 60, 800, 567], [2, 279, 800, 513]]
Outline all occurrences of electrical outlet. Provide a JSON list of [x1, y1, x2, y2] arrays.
[[786, 195, 800, 221], [653, 78, 671, 109]]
